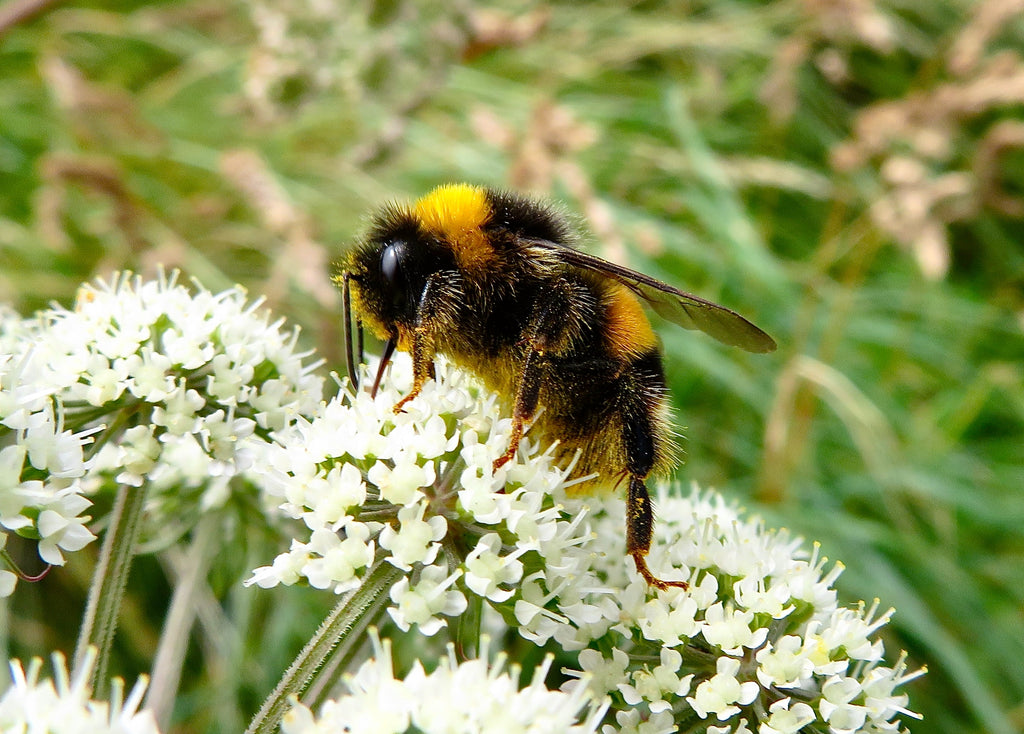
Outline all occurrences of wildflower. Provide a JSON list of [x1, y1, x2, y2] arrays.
[[248, 353, 584, 636], [685, 656, 760, 721], [755, 635, 815, 689], [281, 631, 607, 734], [555, 488, 923, 731], [760, 698, 816, 734], [0, 272, 324, 593], [618, 648, 693, 713], [0, 648, 160, 734], [302, 523, 375, 592], [0, 367, 93, 593], [378, 503, 446, 571], [387, 563, 467, 636], [463, 532, 524, 602], [701, 603, 769, 655], [606, 708, 679, 734], [820, 676, 868, 732], [252, 349, 924, 731]]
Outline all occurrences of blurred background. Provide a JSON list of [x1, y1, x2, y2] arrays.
[[1, 1, 1022, 732]]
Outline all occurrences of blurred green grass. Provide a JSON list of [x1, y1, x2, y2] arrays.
[[1, 1, 1022, 732]]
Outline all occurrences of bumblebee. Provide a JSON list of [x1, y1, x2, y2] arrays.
[[336, 184, 775, 589]]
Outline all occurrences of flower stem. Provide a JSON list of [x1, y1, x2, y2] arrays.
[[245, 559, 402, 734], [73, 482, 148, 696], [0, 546, 51, 581], [444, 539, 481, 662], [146, 513, 219, 729]]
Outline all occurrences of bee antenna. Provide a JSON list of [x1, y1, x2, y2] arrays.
[[342, 272, 359, 390], [370, 337, 397, 398], [357, 317, 364, 368]]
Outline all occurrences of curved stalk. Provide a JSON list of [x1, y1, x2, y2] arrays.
[[245, 560, 402, 734]]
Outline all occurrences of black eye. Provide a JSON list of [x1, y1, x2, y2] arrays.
[[379, 241, 409, 311], [381, 241, 404, 284]]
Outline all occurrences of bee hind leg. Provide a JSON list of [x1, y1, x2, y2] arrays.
[[626, 474, 688, 590], [621, 377, 688, 590]]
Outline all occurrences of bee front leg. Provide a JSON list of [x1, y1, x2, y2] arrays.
[[391, 326, 437, 413], [393, 273, 446, 413]]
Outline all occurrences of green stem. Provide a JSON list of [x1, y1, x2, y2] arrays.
[[0, 546, 51, 581], [73, 483, 148, 696], [245, 560, 402, 734], [146, 513, 219, 729], [443, 538, 480, 662]]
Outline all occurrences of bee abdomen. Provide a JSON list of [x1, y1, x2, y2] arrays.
[[539, 346, 673, 487]]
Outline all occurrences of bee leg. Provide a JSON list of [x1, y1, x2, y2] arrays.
[[392, 274, 445, 413], [492, 346, 543, 471], [391, 326, 435, 413], [493, 279, 573, 472], [626, 475, 688, 590], [621, 380, 688, 591]]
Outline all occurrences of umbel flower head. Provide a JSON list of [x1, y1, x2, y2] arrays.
[[247, 353, 575, 635], [250, 351, 924, 733], [0, 648, 160, 734], [0, 272, 325, 593], [282, 630, 608, 734]]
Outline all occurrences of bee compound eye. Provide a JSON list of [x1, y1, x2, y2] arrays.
[[380, 241, 404, 285]]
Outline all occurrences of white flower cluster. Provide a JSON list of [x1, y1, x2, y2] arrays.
[[281, 631, 607, 734], [0, 648, 160, 734], [0, 272, 324, 593], [559, 493, 924, 733], [2, 308, 95, 593], [251, 352, 923, 732], [248, 353, 578, 636]]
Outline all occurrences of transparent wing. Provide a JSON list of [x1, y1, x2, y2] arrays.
[[531, 241, 777, 353]]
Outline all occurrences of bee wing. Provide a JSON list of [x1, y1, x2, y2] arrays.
[[531, 241, 777, 353]]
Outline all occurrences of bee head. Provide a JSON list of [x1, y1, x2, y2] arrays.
[[344, 238, 412, 339], [335, 184, 494, 392], [346, 215, 450, 330]]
